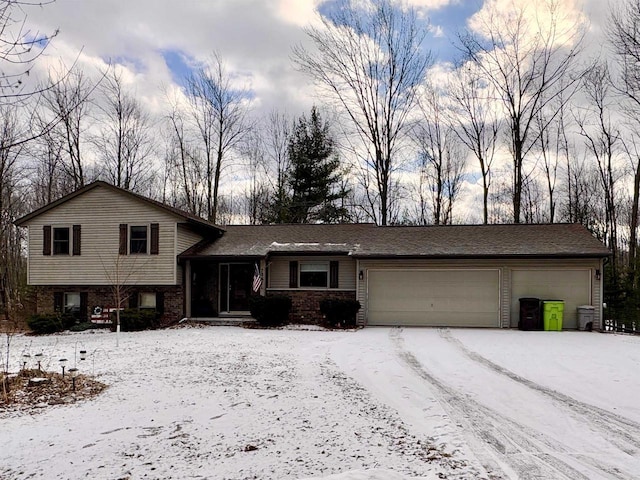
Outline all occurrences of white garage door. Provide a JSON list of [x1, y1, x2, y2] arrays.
[[367, 269, 500, 327], [510, 269, 591, 329]]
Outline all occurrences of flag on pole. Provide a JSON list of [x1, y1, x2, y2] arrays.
[[252, 262, 262, 293]]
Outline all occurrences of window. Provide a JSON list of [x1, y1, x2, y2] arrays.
[[300, 262, 328, 287], [64, 292, 81, 314], [139, 292, 157, 309], [130, 226, 148, 254], [53, 227, 70, 255]]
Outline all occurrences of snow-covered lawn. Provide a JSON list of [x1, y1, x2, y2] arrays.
[[2, 326, 639, 480]]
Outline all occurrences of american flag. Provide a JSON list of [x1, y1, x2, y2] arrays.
[[252, 263, 262, 293]]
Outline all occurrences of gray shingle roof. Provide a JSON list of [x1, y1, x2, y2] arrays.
[[180, 223, 609, 258]]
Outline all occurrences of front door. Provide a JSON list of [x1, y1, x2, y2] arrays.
[[220, 263, 253, 313]]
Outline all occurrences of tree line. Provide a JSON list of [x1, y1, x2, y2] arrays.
[[3, 0, 640, 321]]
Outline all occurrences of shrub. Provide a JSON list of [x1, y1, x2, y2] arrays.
[[249, 295, 292, 327], [69, 322, 111, 332], [110, 309, 160, 332], [320, 299, 361, 329], [27, 313, 76, 334]]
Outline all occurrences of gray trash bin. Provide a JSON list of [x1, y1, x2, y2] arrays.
[[577, 305, 595, 331]]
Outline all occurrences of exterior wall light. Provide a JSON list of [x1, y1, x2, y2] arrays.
[[359, 270, 364, 281], [595, 269, 601, 280]]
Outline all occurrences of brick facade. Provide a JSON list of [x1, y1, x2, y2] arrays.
[[35, 285, 184, 326], [268, 289, 356, 324]]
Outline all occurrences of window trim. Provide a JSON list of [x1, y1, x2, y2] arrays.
[[63, 292, 81, 314], [299, 261, 330, 288], [129, 225, 149, 255], [52, 226, 71, 255], [138, 292, 157, 309]]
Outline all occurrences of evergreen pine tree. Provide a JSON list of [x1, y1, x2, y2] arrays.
[[270, 107, 349, 223]]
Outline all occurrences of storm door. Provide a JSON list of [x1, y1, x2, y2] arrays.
[[219, 263, 253, 313]]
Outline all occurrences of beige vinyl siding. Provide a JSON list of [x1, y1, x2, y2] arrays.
[[175, 225, 204, 286], [267, 255, 356, 290], [357, 258, 602, 328], [510, 268, 592, 329], [27, 186, 180, 286], [177, 224, 203, 254]]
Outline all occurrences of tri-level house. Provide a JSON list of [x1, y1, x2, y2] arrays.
[[15, 181, 610, 330]]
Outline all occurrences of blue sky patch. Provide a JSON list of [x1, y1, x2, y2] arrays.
[[161, 49, 196, 88]]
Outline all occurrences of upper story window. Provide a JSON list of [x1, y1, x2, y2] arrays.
[[119, 223, 159, 255], [130, 226, 148, 254], [53, 227, 70, 255], [300, 262, 329, 287]]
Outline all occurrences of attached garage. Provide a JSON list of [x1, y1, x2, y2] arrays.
[[510, 269, 592, 329], [367, 269, 500, 327]]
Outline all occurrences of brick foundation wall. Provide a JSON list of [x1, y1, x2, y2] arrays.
[[268, 289, 356, 324], [35, 285, 184, 325]]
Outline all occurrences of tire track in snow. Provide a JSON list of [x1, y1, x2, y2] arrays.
[[390, 329, 614, 480], [438, 328, 640, 456]]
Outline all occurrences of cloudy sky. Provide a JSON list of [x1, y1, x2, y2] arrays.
[[16, 0, 621, 222], [24, 0, 612, 119]]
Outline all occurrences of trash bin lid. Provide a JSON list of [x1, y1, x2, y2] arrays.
[[519, 297, 540, 301], [578, 305, 595, 310]]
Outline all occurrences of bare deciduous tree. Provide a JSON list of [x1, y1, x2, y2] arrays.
[[609, 0, 640, 278], [186, 52, 252, 223], [448, 64, 499, 224], [293, 0, 431, 225], [0, 0, 59, 106], [39, 64, 94, 190], [575, 64, 622, 276], [95, 69, 154, 191], [459, 0, 584, 223], [413, 87, 466, 225]]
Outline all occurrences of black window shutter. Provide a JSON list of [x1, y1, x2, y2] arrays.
[[156, 291, 165, 314], [150, 223, 159, 255], [80, 292, 88, 321], [119, 224, 128, 255], [53, 292, 63, 312], [289, 261, 298, 288], [330, 261, 339, 288], [72, 225, 81, 255], [129, 291, 138, 308], [43, 226, 52, 256]]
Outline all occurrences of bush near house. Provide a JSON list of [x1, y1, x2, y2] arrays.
[[26, 313, 76, 334], [320, 299, 361, 329], [249, 295, 292, 327], [110, 309, 161, 332]]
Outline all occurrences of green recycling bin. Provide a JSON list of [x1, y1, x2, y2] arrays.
[[543, 300, 564, 331]]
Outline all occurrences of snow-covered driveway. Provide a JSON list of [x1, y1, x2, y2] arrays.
[[2, 326, 639, 480]]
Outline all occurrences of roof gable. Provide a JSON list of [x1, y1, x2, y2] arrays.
[[14, 181, 224, 234]]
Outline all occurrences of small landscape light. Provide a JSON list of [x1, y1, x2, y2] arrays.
[[34, 353, 43, 371], [79, 350, 87, 361], [59, 358, 68, 377], [68, 367, 79, 391], [22, 353, 31, 370]]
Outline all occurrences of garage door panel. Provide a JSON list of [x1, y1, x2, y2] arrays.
[[510, 269, 591, 329], [367, 269, 500, 327]]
